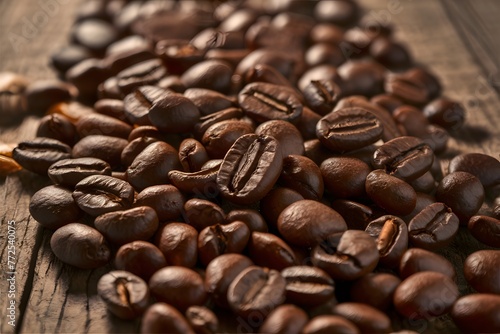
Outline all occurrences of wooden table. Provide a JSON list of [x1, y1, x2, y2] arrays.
[[1, 1, 499, 333]]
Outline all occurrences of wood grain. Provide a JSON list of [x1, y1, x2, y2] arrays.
[[1, 1, 499, 333]]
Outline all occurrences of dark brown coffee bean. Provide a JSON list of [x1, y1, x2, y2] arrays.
[[47, 100, 95, 123], [104, 45, 156, 76], [451, 294, 500, 333], [184, 88, 235, 116], [25, 80, 76, 113], [278, 200, 347, 247], [76, 112, 133, 139], [37, 113, 78, 146], [50, 223, 110, 269], [71, 19, 118, 55], [226, 209, 268, 233], [409, 171, 436, 193], [120, 137, 159, 167], [306, 43, 345, 68], [464, 250, 500, 294], [204, 254, 254, 308], [238, 82, 303, 124], [365, 215, 408, 268], [13, 138, 72, 175], [337, 61, 385, 97], [255, 120, 305, 157], [126, 141, 181, 191], [185, 305, 219, 334], [321, 157, 371, 199], [227, 266, 286, 319], [350, 273, 401, 311], [370, 37, 412, 70], [97, 270, 149, 320], [408, 202, 459, 250], [115, 59, 167, 96], [48, 157, 112, 187], [331, 200, 373, 230], [311, 230, 379, 281], [302, 315, 359, 334], [399, 248, 455, 279], [280, 155, 323, 200], [127, 125, 177, 143], [468, 215, 500, 247], [51, 45, 93, 74], [193, 107, 245, 140], [202, 120, 255, 159], [393, 271, 459, 319], [384, 73, 429, 106], [281, 266, 334, 307], [258, 304, 308, 334], [310, 23, 344, 45], [72, 135, 128, 167], [154, 222, 198, 268], [301, 79, 342, 116], [184, 198, 226, 232], [66, 58, 110, 102], [115, 241, 167, 281], [296, 107, 322, 141], [244, 63, 294, 88], [181, 60, 233, 93], [168, 166, 220, 196], [423, 97, 465, 130], [316, 107, 383, 152], [405, 67, 442, 100], [140, 302, 195, 334], [314, 0, 360, 26], [94, 98, 127, 122], [135, 185, 184, 221], [123, 85, 168, 125], [148, 92, 201, 134], [149, 266, 207, 311], [247, 232, 296, 271], [29, 185, 82, 230], [371, 93, 404, 114], [260, 187, 304, 230], [436, 171, 485, 224], [217, 134, 283, 205], [402, 192, 436, 223], [365, 169, 417, 216], [332, 303, 392, 333], [449, 153, 500, 188], [178, 138, 209, 172], [298, 64, 340, 92]]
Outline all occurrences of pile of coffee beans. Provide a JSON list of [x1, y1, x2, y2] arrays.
[[1, 0, 500, 332]]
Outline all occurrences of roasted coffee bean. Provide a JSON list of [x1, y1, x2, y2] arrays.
[[258, 304, 308, 334], [104, 45, 156, 76], [120, 137, 159, 167], [181, 59, 233, 93], [29, 185, 82, 230], [365, 169, 417, 216], [332, 303, 392, 333], [408, 202, 459, 250], [310, 23, 344, 44], [204, 253, 254, 308], [337, 61, 385, 97], [50, 223, 110, 269], [423, 97, 465, 130], [365, 215, 408, 268], [450, 294, 500, 333], [255, 120, 305, 157], [305, 43, 345, 68], [302, 315, 359, 334], [148, 92, 201, 134], [51, 45, 93, 73], [435, 171, 484, 224], [314, 0, 359, 26], [72, 135, 128, 167], [449, 153, 500, 188], [140, 302, 194, 334], [298, 64, 340, 92], [311, 230, 379, 281], [405, 67, 442, 100], [463, 250, 500, 294], [399, 248, 455, 279], [301, 79, 342, 116], [198, 221, 250, 266], [384, 73, 429, 106], [155, 222, 198, 268], [71, 19, 118, 55], [409, 171, 436, 193], [94, 98, 127, 122], [281, 266, 334, 307], [247, 231, 296, 271], [149, 266, 207, 311], [296, 107, 322, 141], [238, 82, 303, 124], [279, 155, 323, 200], [226, 209, 268, 233], [244, 63, 294, 88], [260, 187, 304, 230], [115, 59, 167, 96], [47, 100, 94, 123], [371, 93, 404, 114], [184, 88, 235, 116], [126, 141, 181, 191], [316, 107, 383, 152], [350, 273, 401, 311], [202, 120, 255, 159], [331, 199, 373, 230], [178, 138, 209, 172], [115, 241, 167, 281], [217, 134, 283, 205], [123, 85, 167, 125], [185, 305, 219, 334], [37, 113, 78, 146], [66, 58, 110, 102], [278, 200, 347, 247], [468, 215, 500, 247], [48, 157, 111, 187], [168, 166, 219, 196], [184, 198, 226, 232], [127, 125, 175, 143], [193, 107, 245, 139], [13, 138, 72, 175], [76, 112, 133, 139], [393, 271, 459, 319], [97, 270, 149, 320], [402, 192, 436, 223], [321, 157, 371, 199], [94, 206, 158, 245], [154, 39, 204, 75], [227, 266, 286, 319], [135, 185, 184, 221], [25, 80, 76, 114], [73, 175, 134, 216]]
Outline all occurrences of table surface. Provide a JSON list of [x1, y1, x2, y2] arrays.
[[1, 1, 499, 333]]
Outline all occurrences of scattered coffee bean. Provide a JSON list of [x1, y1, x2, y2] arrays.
[[450, 294, 500, 333], [463, 250, 500, 294], [140, 302, 194, 334], [13, 138, 72, 175], [281, 266, 335, 307], [114, 241, 167, 281]]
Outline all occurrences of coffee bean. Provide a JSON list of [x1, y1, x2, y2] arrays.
[[13, 138, 72, 175], [384, 73, 429, 106], [72, 135, 128, 167], [310, 23, 344, 45], [260, 187, 304, 230], [48, 157, 111, 187], [399, 248, 455, 279], [178, 138, 209, 172], [97, 270, 149, 320], [408, 202, 459, 250], [311, 230, 379, 281], [226, 209, 268, 233], [123, 85, 168, 125], [332, 303, 392, 333], [120, 136, 159, 167], [255, 120, 305, 157], [306, 43, 346, 68], [279, 155, 323, 200], [468, 215, 500, 247], [135, 185, 184, 221], [301, 79, 342, 116], [302, 315, 359, 334], [115, 59, 167, 96], [181, 59, 233, 93], [217, 134, 283, 205], [370, 37, 412, 70], [350, 273, 401, 311], [50, 223, 110, 269], [244, 63, 294, 88], [193, 107, 245, 140], [449, 153, 500, 188], [51, 45, 93, 74], [104, 45, 156, 76], [202, 120, 255, 159], [185, 305, 219, 334], [76, 112, 133, 139], [337, 61, 385, 97], [365, 215, 408, 268], [298, 64, 340, 92], [149, 92, 201, 134], [73, 175, 134, 216], [405, 67, 442, 100], [247, 231, 296, 270], [0, 156, 22, 176], [409, 171, 436, 193], [463, 250, 500, 294], [37, 113, 78, 146], [331, 199, 373, 230], [184, 88, 235, 116], [115, 241, 167, 281], [258, 304, 308, 334], [281, 266, 334, 307], [296, 107, 322, 141], [155, 222, 198, 268], [94, 98, 127, 122], [423, 97, 465, 130], [321, 157, 371, 199], [47, 100, 95, 123], [168, 166, 220, 196], [316, 107, 383, 152], [71, 19, 118, 55], [401, 192, 436, 223], [184, 198, 226, 232], [371, 93, 404, 114], [155, 40, 204, 75], [450, 294, 500, 333], [140, 302, 195, 334], [314, 0, 360, 26]]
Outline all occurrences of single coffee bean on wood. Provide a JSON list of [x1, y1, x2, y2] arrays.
[[13, 138, 72, 175], [48, 157, 112, 187]]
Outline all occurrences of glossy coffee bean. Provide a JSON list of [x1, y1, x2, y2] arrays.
[[449, 153, 500, 188], [365, 215, 408, 268], [244, 63, 294, 88], [25, 80, 76, 113], [71, 19, 118, 55], [184, 198, 226, 232], [337, 61, 385, 97], [37, 113, 78, 146], [123, 85, 167, 125], [135, 185, 184, 221], [255, 120, 305, 157], [350, 273, 401, 311], [305, 43, 345, 68], [321, 157, 371, 199], [435, 171, 484, 224], [408, 202, 459, 250], [301, 79, 342, 116], [76, 113, 132, 139], [227, 266, 286, 319], [393, 271, 459, 319], [258, 304, 308, 334], [279, 155, 323, 200], [29, 185, 82, 230], [115, 241, 167, 281], [115, 59, 167, 96], [149, 92, 201, 134], [168, 166, 219, 196], [409, 171, 436, 193], [463, 250, 500, 294], [365, 169, 417, 216], [405, 67, 442, 100], [423, 97, 465, 130], [311, 230, 379, 281], [120, 136, 159, 167], [247, 231, 296, 271], [226, 209, 268, 233], [94, 98, 128, 122], [204, 254, 254, 308], [217, 134, 283, 205], [140, 302, 194, 334], [402, 192, 436, 223], [13, 138, 72, 175], [185, 305, 219, 334], [149, 266, 207, 311], [384, 73, 429, 106], [51, 45, 92, 73], [155, 222, 198, 268], [260, 187, 304, 229], [193, 107, 245, 139], [331, 199, 373, 230], [278, 200, 347, 247], [296, 107, 322, 141], [184, 88, 235, 116], [298, 64, 340, 92], [332, 303, 392, 333], [178, 138, 209, 172], [468, 215, 500, 247], [97, 270, 149, 320], [451, 294, 500, 333], [50, 223, 110, 269], [66, 58, 110, 102], [72, 135, 128, 167], [202, 120, 255, 159], [399, 248, 455, 279], [371, 93, 404, 114], [181, 59, 233, 93], [314, 0, 360, 26], [281, 266, 334, 307], [302, 315, 359, 334], [370, 37, 412, 70], [48, 157, 112, 187]]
